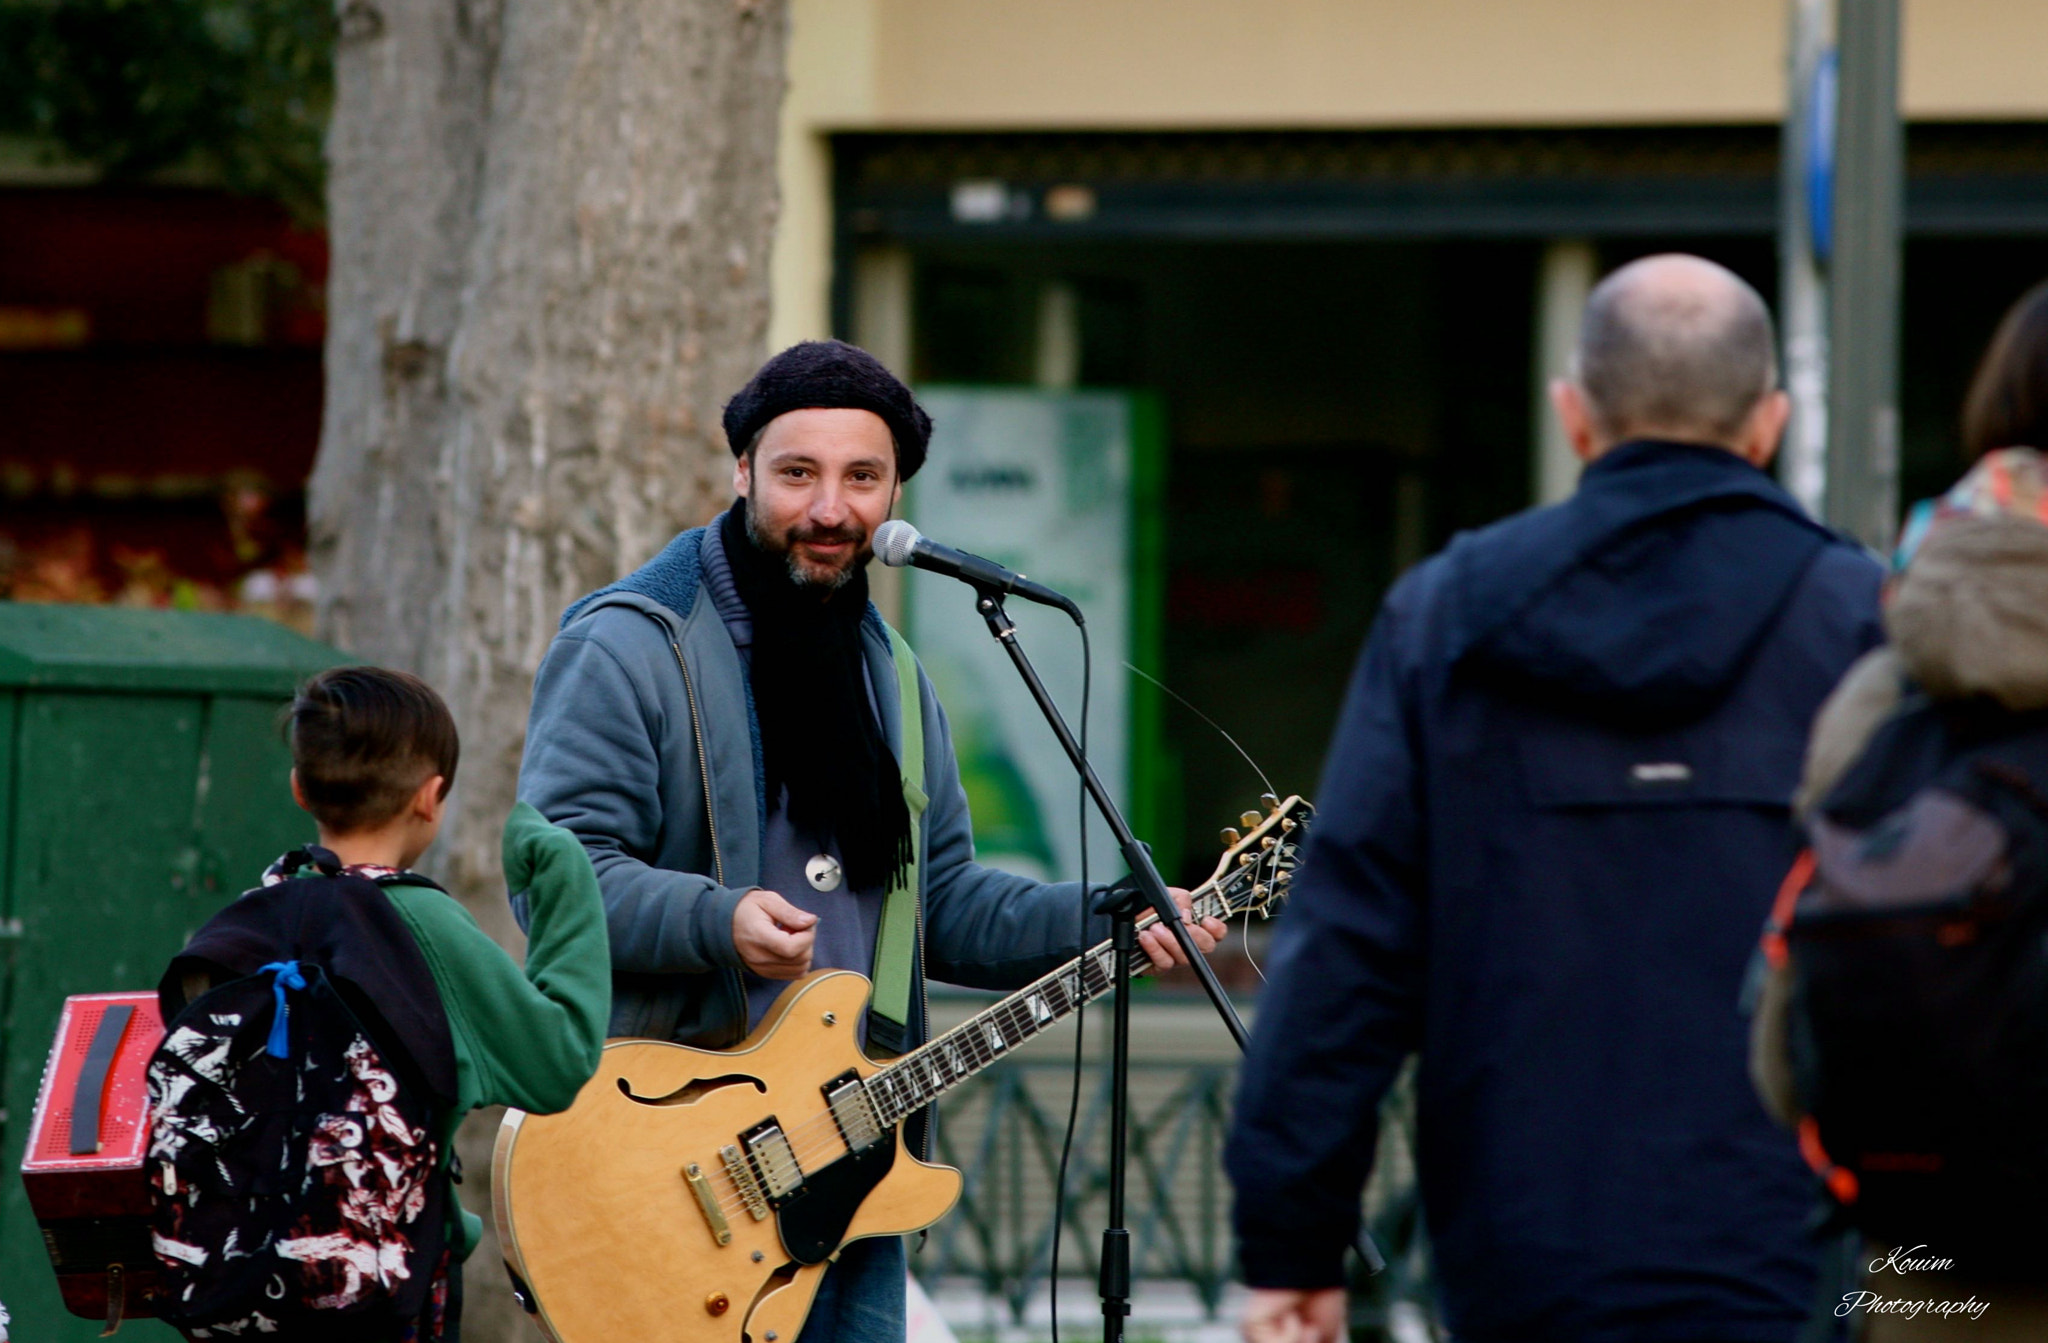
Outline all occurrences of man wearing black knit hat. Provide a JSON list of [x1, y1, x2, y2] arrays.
[[518, 341, 1223, 1342]]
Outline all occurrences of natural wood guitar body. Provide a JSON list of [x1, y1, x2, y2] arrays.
[[495, 797, 1310, 1343], [494, 972, 962, 1343]]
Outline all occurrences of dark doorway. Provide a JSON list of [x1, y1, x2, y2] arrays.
[[901, 238, 1535, 884]]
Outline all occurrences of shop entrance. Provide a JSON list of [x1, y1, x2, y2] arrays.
[[837, 127, 2048, 887], [883, 237, 1535, 884]]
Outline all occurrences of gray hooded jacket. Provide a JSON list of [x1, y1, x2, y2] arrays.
[[516, 523, 1102, 1055]]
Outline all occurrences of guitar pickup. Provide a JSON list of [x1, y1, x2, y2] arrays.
[[822, 1070, 883, 1152], [739, 1118, 806, 1207]]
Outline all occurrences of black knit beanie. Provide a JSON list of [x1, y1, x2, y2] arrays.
[[722, 340, 933, 480]]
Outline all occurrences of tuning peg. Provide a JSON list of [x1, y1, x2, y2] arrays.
[[1220, 827, 1242, 848], [1240, 810, 1261, 829], [1261, 792, 1280, 812]]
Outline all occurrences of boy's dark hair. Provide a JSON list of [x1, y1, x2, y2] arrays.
[[1962, 278, 2048, 460], [287, 666, 459, 835]]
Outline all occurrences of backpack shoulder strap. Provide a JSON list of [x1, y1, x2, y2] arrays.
[[168, 874, 460, 1102], [870, 625, 928, 1048]]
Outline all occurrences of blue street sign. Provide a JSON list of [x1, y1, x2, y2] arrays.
[[1807, 48, 1837, 265]]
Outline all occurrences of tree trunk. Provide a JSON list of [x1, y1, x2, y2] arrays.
[[312, 2, 787, 1335]]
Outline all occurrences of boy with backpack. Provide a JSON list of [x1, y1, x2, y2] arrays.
[[146, 666, 609, 1341]]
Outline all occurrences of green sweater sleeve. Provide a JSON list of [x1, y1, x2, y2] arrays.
[[382, 802, 611, 1116], [379, 803, 608, 1260]]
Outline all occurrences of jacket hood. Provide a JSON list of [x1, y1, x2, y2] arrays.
[[1888, 512, 2048, 710], [561, 524, 707, 628], [1455, 440, 1834, 725]]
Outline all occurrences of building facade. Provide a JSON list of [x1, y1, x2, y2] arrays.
[[768, 0, 2048, 874]]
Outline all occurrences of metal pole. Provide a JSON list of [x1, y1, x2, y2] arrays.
[[1101, 916, 1135, 1343], [1825, 0, 1904, 549], [1778, 0, 1832, 518]]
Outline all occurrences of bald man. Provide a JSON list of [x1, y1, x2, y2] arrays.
[[1225, 256, 1884, 1343]]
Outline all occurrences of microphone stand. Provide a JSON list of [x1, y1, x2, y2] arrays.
[[965, 587, 1247, 1343]]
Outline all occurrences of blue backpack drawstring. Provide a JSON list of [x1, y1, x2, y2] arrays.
[[258, 960, 307, 1058]]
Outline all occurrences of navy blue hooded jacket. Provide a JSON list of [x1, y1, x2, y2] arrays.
[[1225, 441, 1884, 1343]]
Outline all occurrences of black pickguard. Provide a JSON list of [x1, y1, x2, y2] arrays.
[[775, 1131, 899, 1265]]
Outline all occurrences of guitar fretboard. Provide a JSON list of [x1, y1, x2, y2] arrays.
[[862, 884, 1234, 1128]]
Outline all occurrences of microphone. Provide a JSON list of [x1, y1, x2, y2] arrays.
[[873, 520, 1082, 621]]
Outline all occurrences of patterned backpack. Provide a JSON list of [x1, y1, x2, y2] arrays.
[[147, 854, 456, 1339]]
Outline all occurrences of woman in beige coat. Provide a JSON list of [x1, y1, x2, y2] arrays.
[[1752, 281, 2048, 1341]]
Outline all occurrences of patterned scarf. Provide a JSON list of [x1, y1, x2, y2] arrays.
[[1894, 446, 2048, 571]]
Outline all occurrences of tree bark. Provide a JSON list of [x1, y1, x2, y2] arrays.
[[312, 2, 787, 1335]]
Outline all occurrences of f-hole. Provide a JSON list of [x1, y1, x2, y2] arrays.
[[742, 1261, 803, 1343], [618, 1073, 766, 1106]]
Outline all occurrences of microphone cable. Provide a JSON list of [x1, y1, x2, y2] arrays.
[[1047, 612, 1091, 1343]]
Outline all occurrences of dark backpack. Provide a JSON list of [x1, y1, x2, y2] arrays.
[[146, 859, 457, 1339], [1770, 696, 2048, 1280]]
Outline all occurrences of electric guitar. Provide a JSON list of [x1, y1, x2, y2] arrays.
[[492, 796, 1310, 1343]]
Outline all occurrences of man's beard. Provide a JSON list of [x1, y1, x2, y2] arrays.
[[719, 499, 911, 891], [742, 497, 870, 592]]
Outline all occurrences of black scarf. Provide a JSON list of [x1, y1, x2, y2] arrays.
[[721, 504, 913, 891]]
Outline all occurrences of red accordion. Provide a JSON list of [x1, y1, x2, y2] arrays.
[[19, 991, 165, 1330]]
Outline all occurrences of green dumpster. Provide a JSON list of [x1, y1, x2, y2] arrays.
[[0, 604, 345, 1339]]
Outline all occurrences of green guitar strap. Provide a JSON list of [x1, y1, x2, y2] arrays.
[[871, 626, 928, 1044]]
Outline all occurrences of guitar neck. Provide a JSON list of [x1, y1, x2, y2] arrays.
[[861, 882, 1231, 1129]]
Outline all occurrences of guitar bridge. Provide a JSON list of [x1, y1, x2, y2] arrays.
[[720, 1144, 771, 1221], [822, 1070, 883, 1152]]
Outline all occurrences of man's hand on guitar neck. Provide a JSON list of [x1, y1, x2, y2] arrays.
[[1135, 888, 1228, 973], [734, 888, 818, 979]]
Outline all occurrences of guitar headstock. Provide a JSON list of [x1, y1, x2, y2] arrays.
[[1204, 794, 1313, 921]]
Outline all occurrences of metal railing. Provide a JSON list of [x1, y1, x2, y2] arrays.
[[921, 1052, 1440, 1339]]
